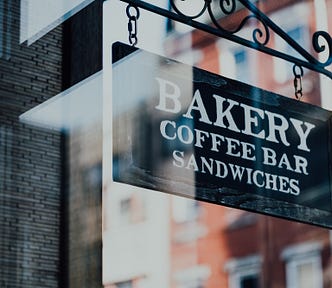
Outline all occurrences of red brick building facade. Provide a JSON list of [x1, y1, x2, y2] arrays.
[[167, 1, 332, 287]]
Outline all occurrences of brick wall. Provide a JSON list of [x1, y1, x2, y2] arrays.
[[0, 0, 102, 287], [0, 0, 63, 287]]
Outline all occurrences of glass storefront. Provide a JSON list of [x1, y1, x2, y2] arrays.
[[1, 0, 332, 287]]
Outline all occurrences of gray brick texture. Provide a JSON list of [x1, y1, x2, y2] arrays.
[[0, 1, 62, 287]]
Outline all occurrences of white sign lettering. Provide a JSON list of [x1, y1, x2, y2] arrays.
[[155, 78, 315, 152], [155, 78, 316, 197]]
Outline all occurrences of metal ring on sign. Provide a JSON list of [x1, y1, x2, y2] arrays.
[[293, 64, 304, 101], [126, 5, 140, 20], [293, 65, 304, 77]]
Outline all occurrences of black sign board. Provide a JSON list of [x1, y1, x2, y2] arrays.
[[112, 41, 332, 228]]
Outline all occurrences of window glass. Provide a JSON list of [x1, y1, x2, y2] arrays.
[[297, 261, 316, 288], [283, 242, 323, 288], [272, 2, 310, 83], [104, 1, 332, 288], [2, 1, 103, 287], [286, 256, 323, 288], [240, 274, 259, 288], [274, 25, 309, 83], [218, 34, 254, 84], [1, 1, 332, 288], [234, 49, 250, 83]]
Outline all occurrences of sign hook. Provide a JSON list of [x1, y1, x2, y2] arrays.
[[293, 65, 304, 101], [126, 4, 140, 46]]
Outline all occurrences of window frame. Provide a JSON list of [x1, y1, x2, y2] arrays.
[[229, 267, 260, 288], [225, 255, 262, 288], [281, 242, 323, 288]]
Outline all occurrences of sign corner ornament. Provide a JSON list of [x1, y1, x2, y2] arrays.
[[112, 41, 332, 229]]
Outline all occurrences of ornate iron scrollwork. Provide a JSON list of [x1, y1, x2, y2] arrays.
[[170, 0, 208, 19], [312, 31, 332, 67], [118, 0, 332, 79], [199, 0, 271, 46]]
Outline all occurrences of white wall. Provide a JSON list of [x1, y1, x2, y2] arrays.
[[102, 1, 170, 287], [20, 0, 94, 44]]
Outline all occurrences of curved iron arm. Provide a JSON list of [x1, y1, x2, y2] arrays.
[[117, 0, 332, 79]]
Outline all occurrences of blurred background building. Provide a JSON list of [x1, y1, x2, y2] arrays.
[[106, 1, 332, 288], [162, 1, 332, 288]]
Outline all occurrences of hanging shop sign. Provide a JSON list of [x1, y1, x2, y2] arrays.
[[112, 41, 332, 228]]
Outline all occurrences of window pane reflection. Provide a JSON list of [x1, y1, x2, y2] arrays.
[[1, 0, 332, 287], [104, 1, 332, 288], [1, 1, 102, 287]]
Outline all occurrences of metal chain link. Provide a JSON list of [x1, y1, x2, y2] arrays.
[[293, 65, 304, 101], [126, 5, 140, 46]]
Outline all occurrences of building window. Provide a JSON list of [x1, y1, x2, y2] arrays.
[[286, 257, 322, 288], [274, 25, 309, 83], [233, 49, 251, 83], [218, 44, 252, 84], [225, 255, 262, 288], [119, 193, 146, 225], [272, 3, 310, 83], [237, 273, 260, 288], [172, 196, 200, 223], [119, 197, 132, 224], [281, 242, 323, 288], [229, 269, 260, 288]]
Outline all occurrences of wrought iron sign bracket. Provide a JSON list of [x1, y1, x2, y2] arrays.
[[117, 0, 332, 79]]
